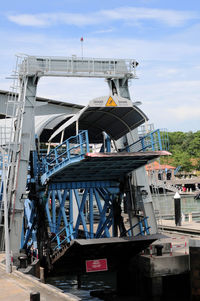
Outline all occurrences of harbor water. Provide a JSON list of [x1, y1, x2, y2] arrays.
[[152, 193, 198, 219], [47, 272, 116, 301]]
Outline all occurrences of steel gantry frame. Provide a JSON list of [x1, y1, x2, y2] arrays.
[[6, 55, 139, 254], [2, 54, 164, 262]]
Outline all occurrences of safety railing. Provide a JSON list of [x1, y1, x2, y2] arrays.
[[120, 216, 150, 237], [121, 129, 169, 153], [19, 55, 137, 78], [51, 226, 74, 251], [41, 130, 89, 184], [0, 153, 9, 169], [0, 126, 13, 146]]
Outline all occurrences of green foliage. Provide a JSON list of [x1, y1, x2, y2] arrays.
[[163, 131, 200, 172]]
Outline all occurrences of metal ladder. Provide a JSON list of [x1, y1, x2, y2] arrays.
[[0, 55, 27, 233]]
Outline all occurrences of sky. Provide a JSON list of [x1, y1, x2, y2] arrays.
[[0, 0, 200, 132]]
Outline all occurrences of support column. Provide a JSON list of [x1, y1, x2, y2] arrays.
[[127, 131, 158, 234], [10, 76, 38, 254], [107, 78, 157, 235]]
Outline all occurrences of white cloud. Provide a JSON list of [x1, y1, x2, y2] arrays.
[[37, 77, 108, 105], [7, 6, 198, 28], [7, 12, 101, 27], [167, 106, 200, 121], [0, 27, 200, 132], [101, 7, 197, 27], [92, 28, 114, 34], [8, 14, 48, 27]]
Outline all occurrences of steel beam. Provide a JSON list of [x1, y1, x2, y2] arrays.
[[10, 76, 38, 254]]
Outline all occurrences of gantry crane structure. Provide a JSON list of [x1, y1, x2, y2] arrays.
[[0, 55, 169, 271]]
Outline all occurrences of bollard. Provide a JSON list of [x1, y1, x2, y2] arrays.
[[11, 251, 13, 266], [18, 253, 28, 269], [174, 192, 181, 226], [30, 292, 40, 301], [155, 245, 163, 256], [185, 241, 187, 255], [31, 248, 33, 263], [40, 267, 45, 283], [170, 243, 173, 256]]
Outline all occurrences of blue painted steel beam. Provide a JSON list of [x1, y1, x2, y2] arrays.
[[89, 188, 94, 238], [94, 189, 110, 237], [74, 189, 90, 238], [51, 190, 56, 233], [56, 190, 68, 232], [49, 180, 119, 190], [45, 191, 53, 232], [57, 190, 72, 242], [69, 190, 73, 225]]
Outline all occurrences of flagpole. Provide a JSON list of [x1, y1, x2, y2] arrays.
[[80, 37, 84, 58]]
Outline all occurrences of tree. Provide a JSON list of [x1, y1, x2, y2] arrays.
[[161, 131, 200, 172]]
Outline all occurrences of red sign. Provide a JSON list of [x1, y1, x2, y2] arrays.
[[86, 258, 108, 273]]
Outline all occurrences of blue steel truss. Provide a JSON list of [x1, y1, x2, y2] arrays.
[[43, 183, 151, 250], [21, 128, 169, 252], [46, 184, 114, 248], [21, 199, 37, 249]]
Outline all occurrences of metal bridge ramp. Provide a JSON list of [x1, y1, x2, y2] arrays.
[[51, 234, 165, 272], [41, 94, 149, 184], [32, 95, 169, 262], [23, 93, 170, 268], [42, 143, 169, 184]]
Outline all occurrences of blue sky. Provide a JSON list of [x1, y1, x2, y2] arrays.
[[0, 0, 200, 132]]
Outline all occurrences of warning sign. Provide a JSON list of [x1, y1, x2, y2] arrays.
[[105, 96, 117, 107], [86, 259, 108, 272]]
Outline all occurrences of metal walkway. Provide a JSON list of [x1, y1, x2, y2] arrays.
[[41, 130, 170, 184]]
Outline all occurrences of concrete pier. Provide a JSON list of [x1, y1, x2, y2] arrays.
[[0, 254, 80, 301], [130, 249, 190, 300]]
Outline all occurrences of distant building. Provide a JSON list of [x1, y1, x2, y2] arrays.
[[145, 161, 176, 181]]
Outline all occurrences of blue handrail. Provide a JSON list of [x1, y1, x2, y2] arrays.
[[120, 216, 150, 237], [121, 129, 169, 153], [41, 130, 89, 184]]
